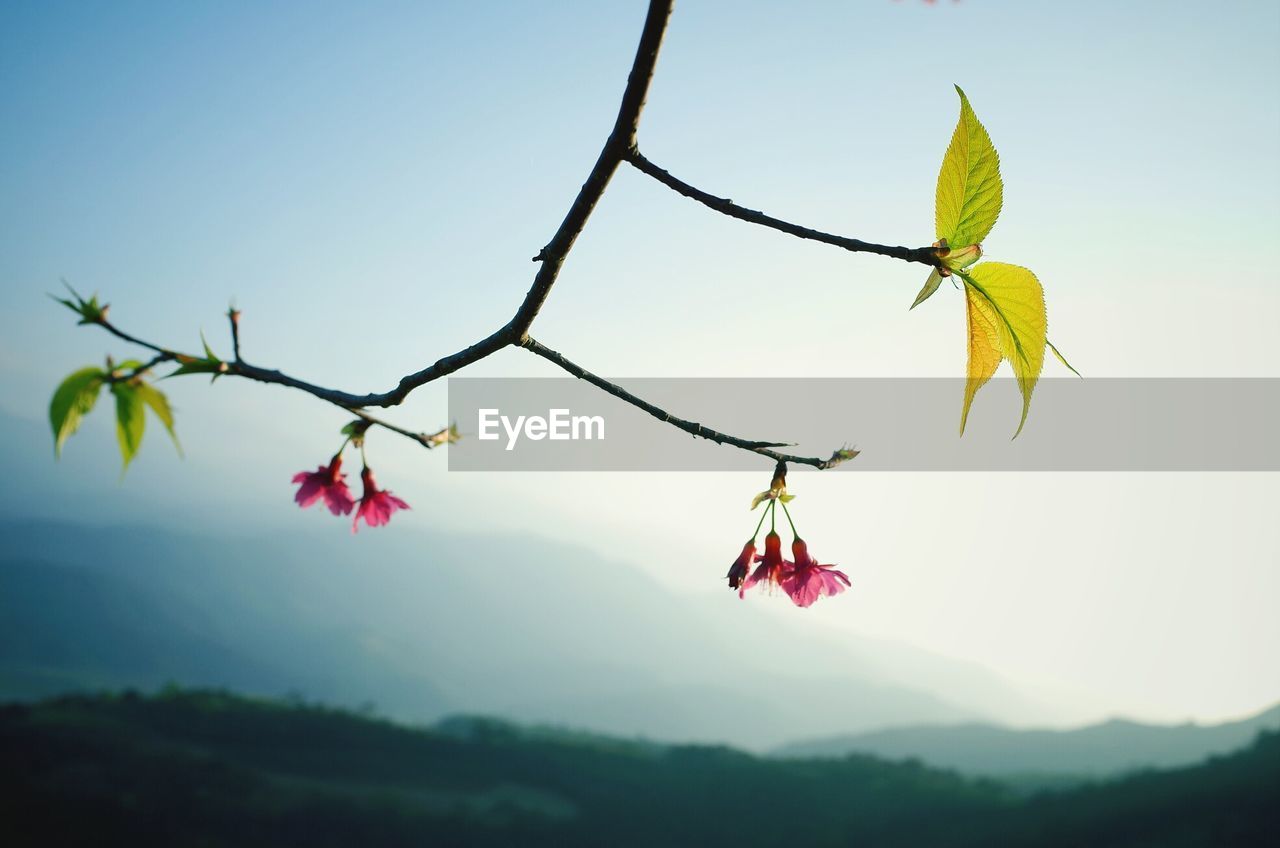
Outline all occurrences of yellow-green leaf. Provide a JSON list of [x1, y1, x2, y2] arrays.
[[50, 366, 105, 457], [750, 488, 794, 510], [111, 383, 146, 471], [960, 282, 1004, 435], [959, 262, 1047, 437], [935, 86, 1003, 248], [135, 382, 182, 456]]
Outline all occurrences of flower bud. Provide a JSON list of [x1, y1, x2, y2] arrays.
[[726, 540, 756, 590], [939, 243, 982, 274]]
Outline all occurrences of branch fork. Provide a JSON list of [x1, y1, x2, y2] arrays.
[[70, 0, 924, 473]]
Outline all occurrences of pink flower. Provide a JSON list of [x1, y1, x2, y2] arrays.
[[741, 531, 793, 597], [726, 540, 757, 593], [292, 454, 355, 516], [352, 466, 410, 533], [780, 539, 850, 608]]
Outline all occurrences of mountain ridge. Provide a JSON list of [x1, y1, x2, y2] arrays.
[[775, 703, 1280, 777]]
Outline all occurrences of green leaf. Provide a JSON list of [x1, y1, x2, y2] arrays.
[[935, 86, 1003, 249], [958, 262, 1047, 437], [167, 333, 229, 382], [111, 383, 147, 471], [50, 367, 105, 457], [49, 281, 107, 324], [201, 331, 220, 362], [135, 383, 182, 456], [911, 269, 944, 310], [166, 354, 227, 379], [1048, 339, 1082, 378], [50, 295, 81, 315], [168, 360, 218, 377]]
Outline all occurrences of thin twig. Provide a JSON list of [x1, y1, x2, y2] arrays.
[[129, 352, 174, 377], [345, 409, 454, 450], [228, 307, 242, 361], [95, 317, 176, 358], [626, 148, 942, 267], [104, 351, 174, 383], [521, 336, 857, 470]]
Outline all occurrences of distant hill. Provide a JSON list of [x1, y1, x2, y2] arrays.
[[775, 705, 1280, 778], [2, 689, 1277, 848], [0, 404, 1089, 739], [0, 517, 1015, 750]]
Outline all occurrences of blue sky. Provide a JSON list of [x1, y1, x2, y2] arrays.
[[2, 1, 1278, 725]]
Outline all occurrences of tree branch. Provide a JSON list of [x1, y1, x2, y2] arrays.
[[521, 336, 857, 470], [626, 148, 942, 267], [88, 0, 678, 414], [69, 1, 861, 472], [513, 0, 674, 341], [90, 314, 447, 449]]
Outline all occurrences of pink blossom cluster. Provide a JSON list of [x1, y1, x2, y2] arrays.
[[725, 479, 849, 608], [292, 452, 409, 533], [728, 532, 850, 608]]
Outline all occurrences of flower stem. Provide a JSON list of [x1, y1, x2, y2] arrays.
[[780, 500, 799, 538], [331, 437, 351, 464], [750, 505, 769, 541], [770, 500, 776, 534]]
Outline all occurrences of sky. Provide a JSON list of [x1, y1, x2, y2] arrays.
[[2, 0, 1278, 727]]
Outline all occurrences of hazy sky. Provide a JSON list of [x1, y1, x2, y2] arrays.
[[2, 1, 1278, 726]]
